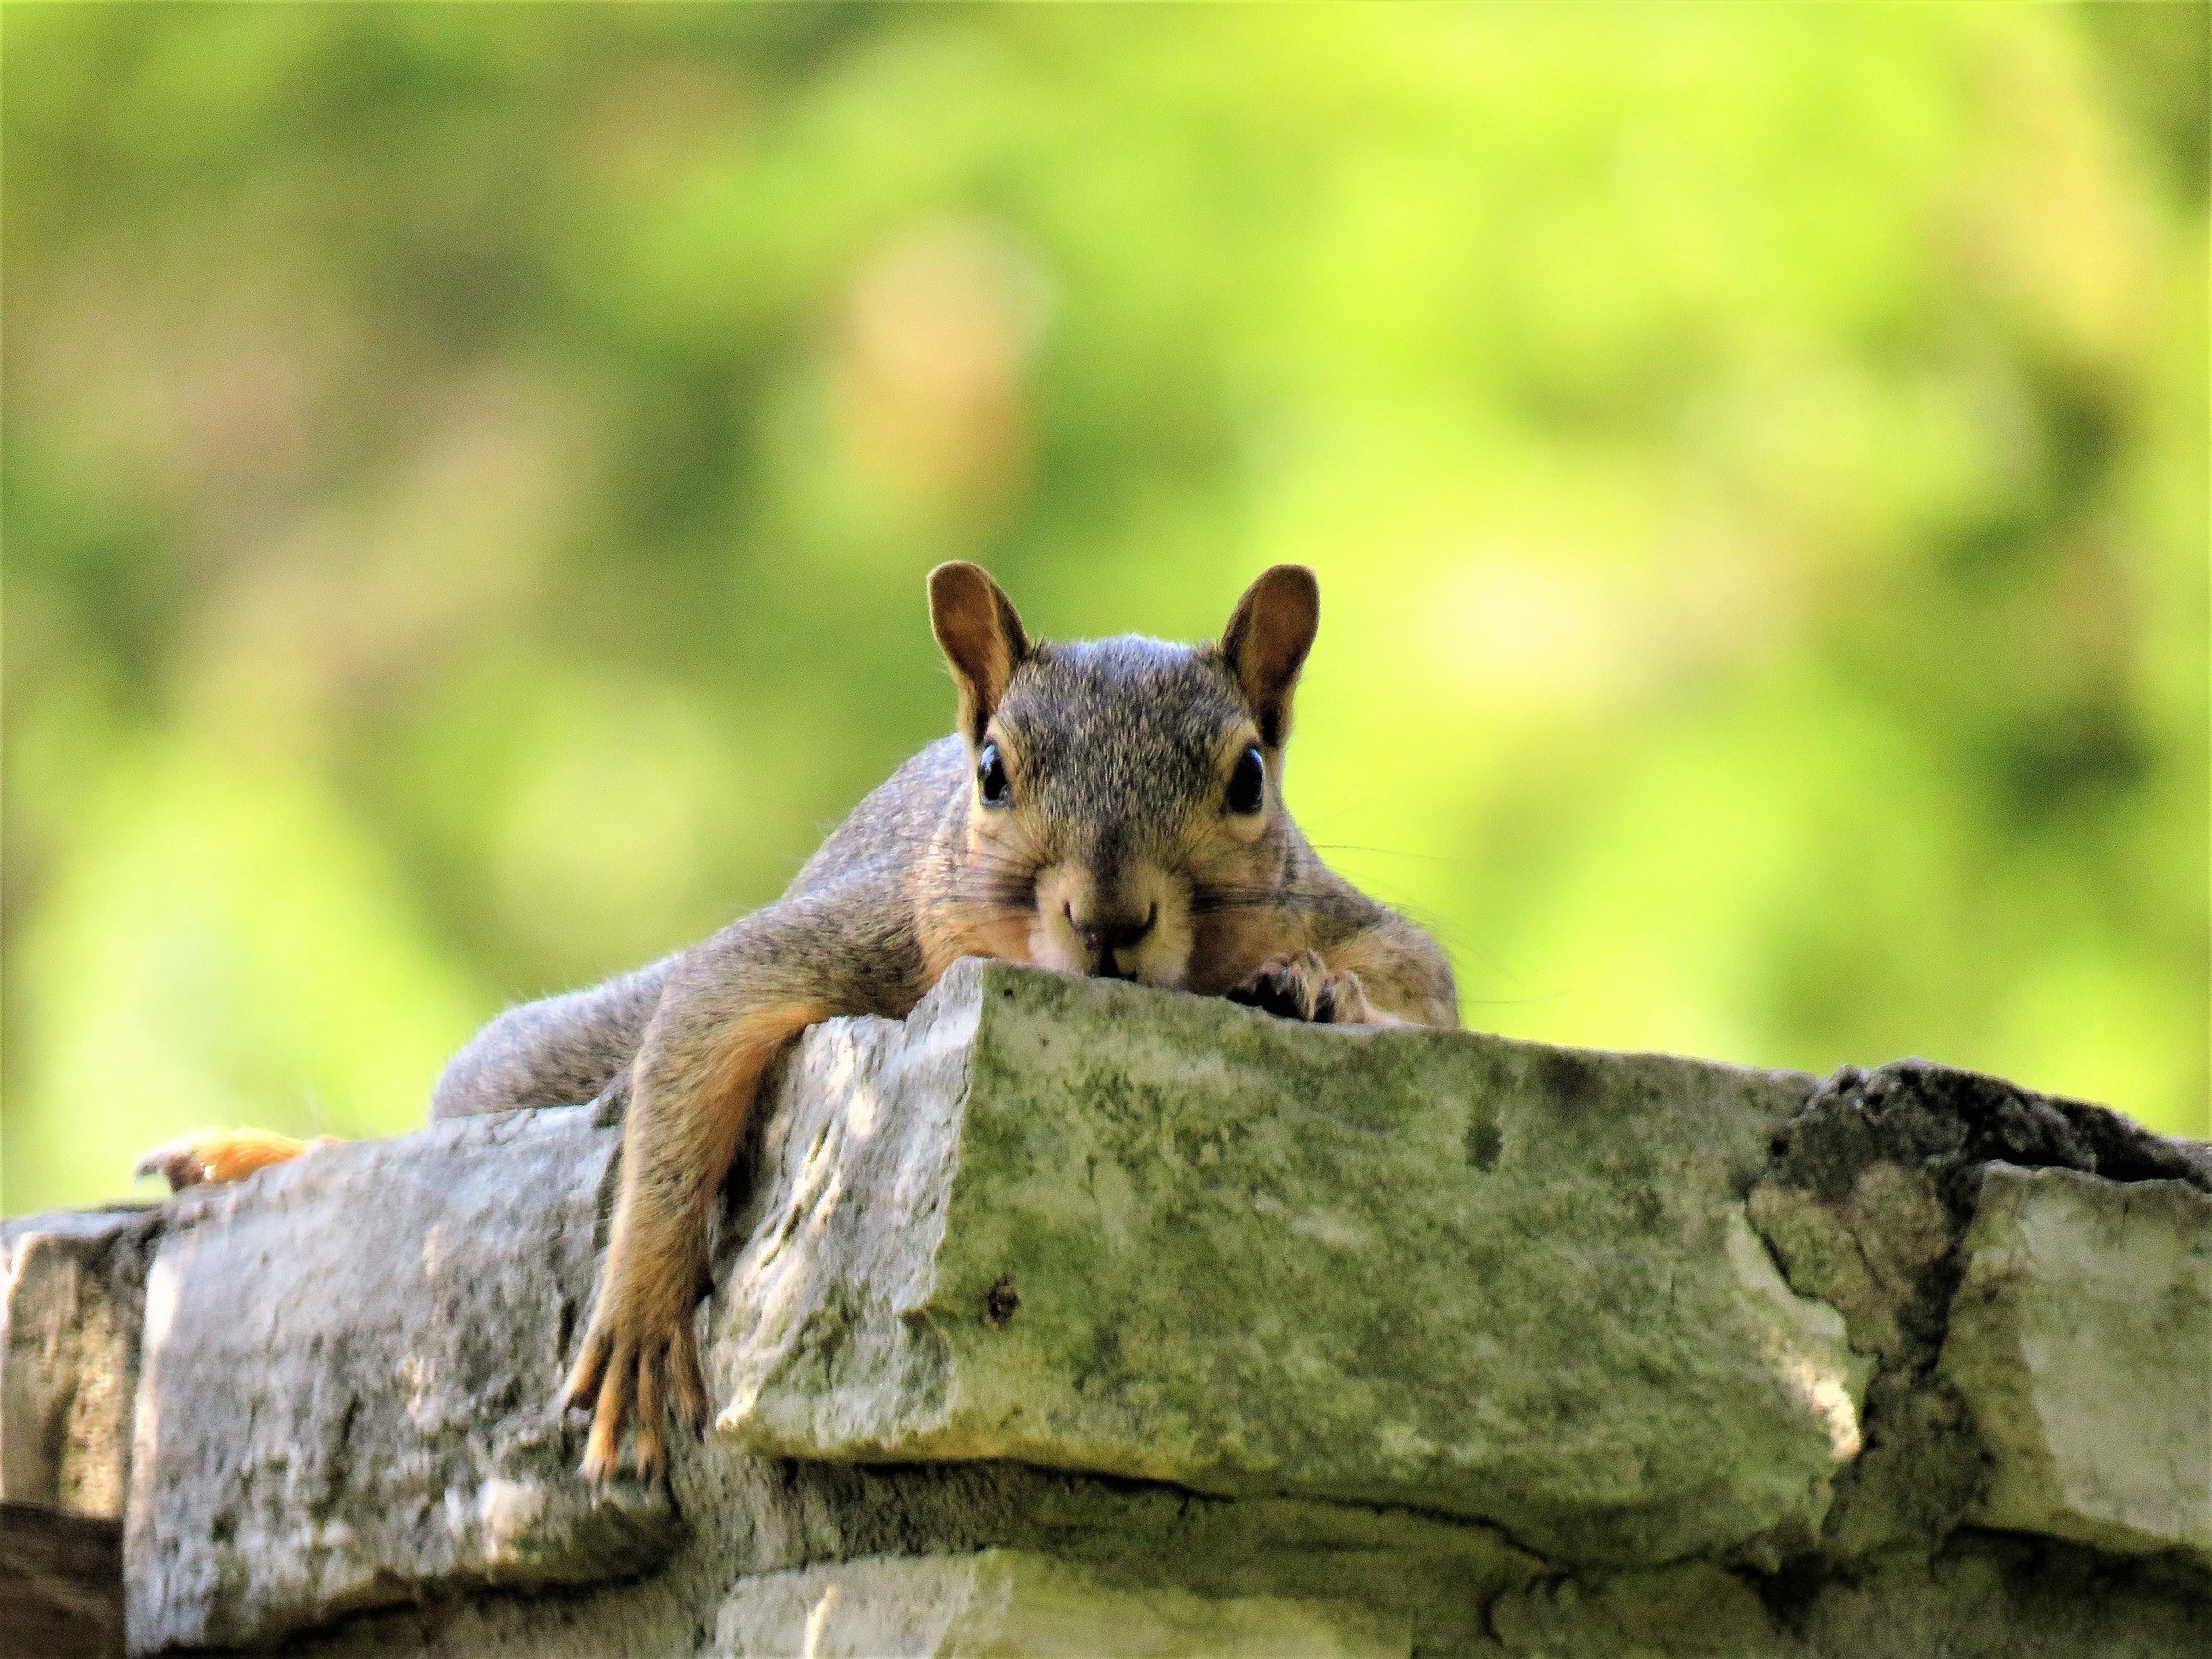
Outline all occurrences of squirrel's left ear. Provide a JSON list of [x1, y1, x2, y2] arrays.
[[1220, 565, 1319, 748], [929, 562, 1032, 745]]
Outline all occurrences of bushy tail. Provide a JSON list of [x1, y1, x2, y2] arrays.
[[135, 1127, 339, 1191]]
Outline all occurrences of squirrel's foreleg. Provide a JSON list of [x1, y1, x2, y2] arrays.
[[563, 998, 818, 1483], [559, 897, 890, 1485], [1326, 913, 1461, 1029], [1227, 909, 1461, 1031]]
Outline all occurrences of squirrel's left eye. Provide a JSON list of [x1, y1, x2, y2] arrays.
[[978, 741, 1012, 808], [1226, 744, 1265, 815]]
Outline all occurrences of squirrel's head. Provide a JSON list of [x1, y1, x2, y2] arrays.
[[927, 561, 1319, 992]]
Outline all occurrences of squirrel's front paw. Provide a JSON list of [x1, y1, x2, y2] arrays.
[[1227, 951, 1375, 1024], [560, 1295, 710, 1486]]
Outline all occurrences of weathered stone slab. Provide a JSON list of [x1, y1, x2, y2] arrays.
[[709, 1549, 1407, 1658], [714, 960, 1863, 1566], [1, 1207, 156, 1519], [1940, 1165, 2212, 1567], [124, 1107, 677, 1655], [1744, 1057, 2212, 1566], [9, 960, 2207, 1657], [223, 1458, 1534, 1659]]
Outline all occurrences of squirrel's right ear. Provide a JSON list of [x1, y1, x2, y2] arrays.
[[929, 562, 1032, 745], [1220, 565, 1319, 748]]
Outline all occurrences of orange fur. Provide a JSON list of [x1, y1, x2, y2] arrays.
[[135, 1128, 336, 1191]]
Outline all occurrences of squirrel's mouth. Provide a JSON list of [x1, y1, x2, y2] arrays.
[[1028, 878, 1191, 990]]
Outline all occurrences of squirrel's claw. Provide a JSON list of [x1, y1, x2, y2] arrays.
[[560, 1325, 610, 1415], [581, 1342, 633, 1484], [670, 1335, 711, 1435], [1228, 952, 1374, 1025], [565, 1310, 709, 1485]]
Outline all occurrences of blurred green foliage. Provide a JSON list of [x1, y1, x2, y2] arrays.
[[4, 3, 2205, 1214]]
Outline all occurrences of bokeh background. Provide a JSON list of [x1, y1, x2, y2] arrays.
[[5, 3, 2206, 1215]]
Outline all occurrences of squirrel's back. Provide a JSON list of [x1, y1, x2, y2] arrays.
[[431, 736, 971, 1120]]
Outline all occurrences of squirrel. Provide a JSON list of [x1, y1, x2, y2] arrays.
[[141, 563, 1459, 1484]]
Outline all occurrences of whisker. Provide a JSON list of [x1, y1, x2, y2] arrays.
[[945, 871, 1038, 910], [1304, 841, 1477, 870], [948, 878, 1035, 901], [955, 852, 1039, 882], [942, 894, 1036, 912], [1188, 886, 1376, 918]]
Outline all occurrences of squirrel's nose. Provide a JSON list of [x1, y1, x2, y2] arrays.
[[1066, 901, 1157, 967]]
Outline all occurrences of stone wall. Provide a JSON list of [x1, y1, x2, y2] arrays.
[[4, 959, 2207, 1657]]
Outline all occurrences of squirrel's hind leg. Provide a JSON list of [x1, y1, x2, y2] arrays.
[[135, 1127, 340, 1192]]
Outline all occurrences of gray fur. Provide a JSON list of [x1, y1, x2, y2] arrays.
[[432, 739, 972, 1121], [431, 957, 681, 1119], [994, 637, 1249, 878]]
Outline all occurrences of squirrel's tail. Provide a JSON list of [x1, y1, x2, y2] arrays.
[[135, 1127, 340, 1192]]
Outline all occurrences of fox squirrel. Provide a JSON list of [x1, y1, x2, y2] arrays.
[[144, 564, 1458, 1483]]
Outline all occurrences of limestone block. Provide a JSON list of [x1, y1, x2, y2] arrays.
[[1940, 1165, 2212, 1567], [226, 1460, 1535, 1659], [709, 1549, 1407, 1659], [715, 960, 1863, 1566], [1748, 1161, 1952, 1362], [124, 1107, 677, 1655], [1, 1208, 156, 1519]]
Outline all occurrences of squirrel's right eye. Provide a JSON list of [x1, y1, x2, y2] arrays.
[[978, 742, 1011, 808]]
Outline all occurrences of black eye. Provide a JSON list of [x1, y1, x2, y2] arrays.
[[977, 741, 1011, 808], [1226, 744, 1265, 815]]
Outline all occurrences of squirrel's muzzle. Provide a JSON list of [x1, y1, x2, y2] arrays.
[[1032, 861, 1191, 988], [1066, 900, 1157, 978]]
